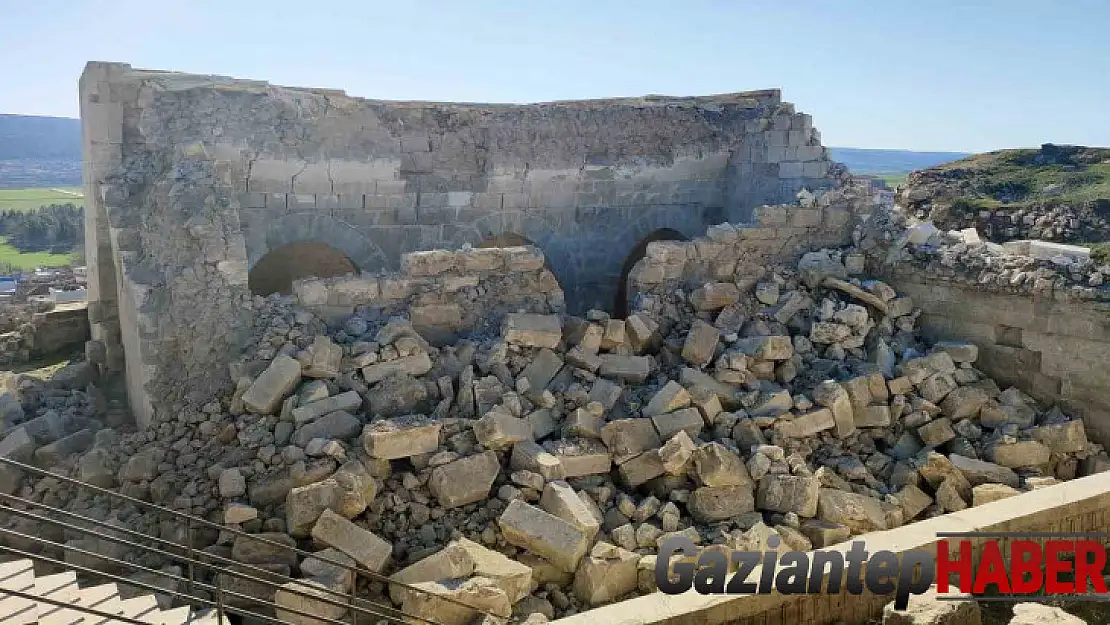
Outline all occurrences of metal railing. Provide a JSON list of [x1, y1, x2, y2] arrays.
[[0, 455, 498, 625]]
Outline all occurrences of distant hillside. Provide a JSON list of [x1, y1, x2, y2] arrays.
[[899, 144, 1110, 245], [0, 114, 82, 188], [828, 147, 970, 174]]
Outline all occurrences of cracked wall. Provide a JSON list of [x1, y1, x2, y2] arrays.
[[80, 61, 835, 428]]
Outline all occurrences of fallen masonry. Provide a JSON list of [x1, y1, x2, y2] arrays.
[[0, 188, 1107, 624]]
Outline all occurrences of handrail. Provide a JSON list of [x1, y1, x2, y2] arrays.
[[0, 493, 422, 624], [0, 455, 492, 618]]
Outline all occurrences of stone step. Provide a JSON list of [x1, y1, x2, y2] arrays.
[[33, 572, 80, 624], [0, 559, 38, 625], [109, 594, 161, 625]]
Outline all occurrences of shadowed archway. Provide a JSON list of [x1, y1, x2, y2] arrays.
[[248, 242, 358, 296], [614, 228, 688, 318]]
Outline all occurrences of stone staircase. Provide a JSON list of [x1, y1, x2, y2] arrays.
[[0, 559, 226, 625]]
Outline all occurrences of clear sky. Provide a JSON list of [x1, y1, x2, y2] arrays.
[[2, 0, 1107, 153]]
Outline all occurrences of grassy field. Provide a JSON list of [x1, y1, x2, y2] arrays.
[[0, 186, 84, 211], [0, 236, 78, 270], [876, 173, 908, 188]]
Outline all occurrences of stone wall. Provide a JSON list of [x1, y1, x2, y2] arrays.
[[882, 267, 1110, 447], [80, 61, 837, 428], [0, 302, 90, 365], [625, 180, 875, 307], [291, 245, 564, 344]]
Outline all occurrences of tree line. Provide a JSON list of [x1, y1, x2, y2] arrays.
[[0, 203, 84, 253]]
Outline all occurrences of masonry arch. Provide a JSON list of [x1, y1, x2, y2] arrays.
[[614, 228, 688, 318], [248, 242, 358, 296]]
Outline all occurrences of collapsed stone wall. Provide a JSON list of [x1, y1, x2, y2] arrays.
[[289, 245, 564, 346], [80, 61, 837, 428], [0, 302, 90, 365]]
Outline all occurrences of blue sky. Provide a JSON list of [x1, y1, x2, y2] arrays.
[[2, 0, 1107, 152]]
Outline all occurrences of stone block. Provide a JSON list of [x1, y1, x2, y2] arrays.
[[618, 450, 666, 487], [428, 451, 501, 508], [659, 430, 696, 475], [543, 439, 611, 478], [310, 510, 390, 572], [361, 353, 433, 385], [303, 336, 342, 379], [474, 410, 533, 450], [814, 381, 855, 438], [732, 335, 793, 360], [503, 314, 562, 349], [539, 481, 600, 541], [242, 355, 302, 414], [681, 320, 720, 367], [939, 386, 989, 421], [895, 484, 934, 521], [816, 489, 888, 533], [688, 485, 756, 523], [917, 418, 956, 448], [689, 283, 741, 311], [498, 499, 589, 573], [598, 355, 652, 383], [972, 483, 1020, 507], [986, 441, 1051, 469], [949, 454, 1019, 488], [400, 578, 511, 625], [572, 543, 639, 606], [777, 408, 835, 438], [275, 579, 349, 625], [855, 405, 891, 428], [519, 349, 565, 395], [756, 474, 819, 517], [361, 417, 441, 459], [510, 441, 566, 481], [292, 391, 362, 425], [286, 479, 340, 538], [1032, 420, 1087, 453], [651, 408, 704, 441], [642, 381, 691, 418], [291, 411, 361, 448], [600, 418, 661, 465], [563, 406, 603, 439], [800, 519, 851, 548]]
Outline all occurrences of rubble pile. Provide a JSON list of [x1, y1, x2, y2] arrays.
[[0, 224, 1107, 623]]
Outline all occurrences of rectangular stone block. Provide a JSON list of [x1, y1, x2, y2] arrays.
[[361, 417, 442, 459], [310, 509, 391, 572], [292, 391, 363, 425], [242, 355, 303, 415], [498, 499, 589, 573], [503, 314, 562, 348], [651, 408, 704, 442], [361, 353, 433, 385], [598, 355, 652, 383]]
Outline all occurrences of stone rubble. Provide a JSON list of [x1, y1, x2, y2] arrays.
[[0, 192, 1107, 624]]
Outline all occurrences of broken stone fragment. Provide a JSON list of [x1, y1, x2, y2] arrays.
[[510, 441, 566, 481], [986, 440, 1051, 469], [688, 484, 755, 523], [400, 577, 512, 625], [894, 484, 933, 521], [813, 380, 855, 438], [428, 451, 501, 508], [799, 519, 851, 548], [563, 406, 603, 439], [275, 579, 349, 625], [816, 488, 888, 533], [291, 410, 362, 448], [1032, 420, 1088, 454], [475, 410, 534, 450], [691, 442, 752, 487], [732, 335, 793, 361], [979, 401, 1036, 429], [934, 341, 979, 364], [361, 417, 441, 459], [286, 479, 341, 538], [518, 350, 565, 398], [242, 355, 302, 415], [600, 419, 662, 464], [689, 282, 741, 311], [361, 352, 433, 384], [310, 509, 391, 572], [756, 474, 819, 517], [1008, 602, 1085, 625], [502, 314, 563, 349], [658, 431, 696, 475], [972, 483, 1020, 506], [498, 499, 590, 573], [936, 478, 968, 512], [572, 542, 639, 606], [918, 372, 958, 404], [949, 454, 1019, 488], [681, 320, 720, 367], [625, 313, 660, 353], [302, 335, 342, 379], [939, 386, 990, 421], [367, 373, 428, 418], [917, 417, 957, 447], [881, 585, 982, 625]]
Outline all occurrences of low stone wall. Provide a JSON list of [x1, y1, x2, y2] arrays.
[[882, 266, 1110, 447], [551, 471, 1110, 625], [292, 245, 564, 344]]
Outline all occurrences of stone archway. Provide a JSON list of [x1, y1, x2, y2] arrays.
[[248, 242, 358, 296], [614, 228, 688, 318], [248, 213, 390, 276]]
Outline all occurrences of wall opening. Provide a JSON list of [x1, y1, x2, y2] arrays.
[[248, 242, 358, 296], [614, 228, 688, 318]]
